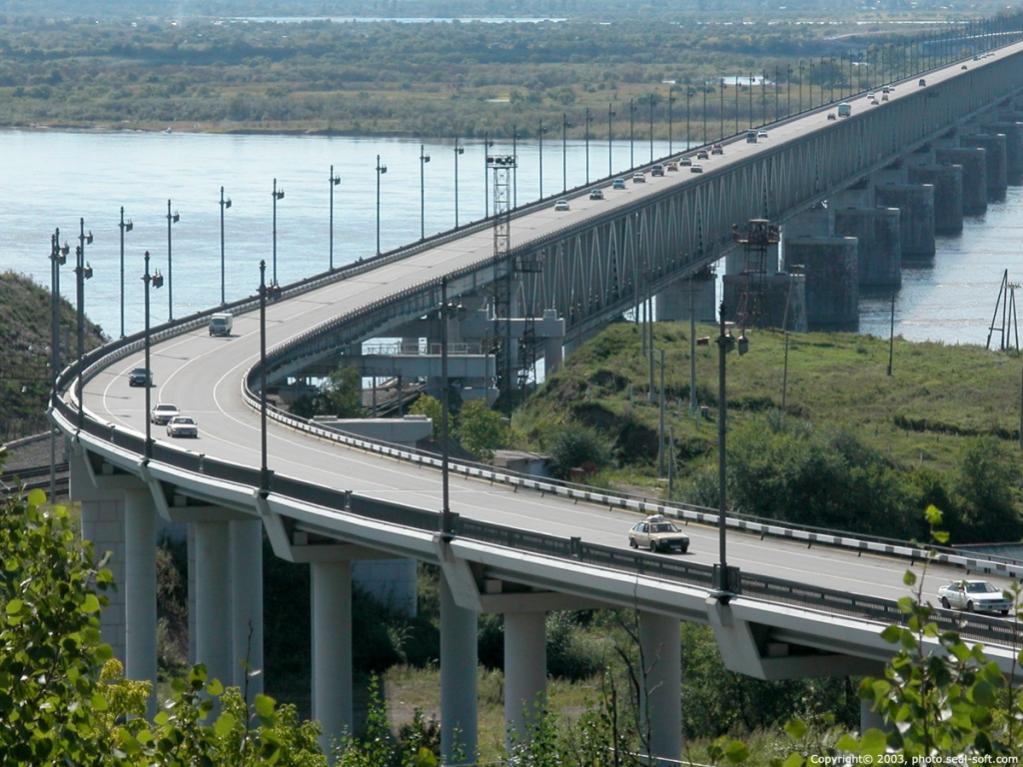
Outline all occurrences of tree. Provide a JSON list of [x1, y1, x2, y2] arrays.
[[409, 393, 444, 438], [949, 436, 1023, 543], [456, 398, 507, 460]]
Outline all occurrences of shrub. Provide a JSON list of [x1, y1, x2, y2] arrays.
[[544, 424, 612, 479]]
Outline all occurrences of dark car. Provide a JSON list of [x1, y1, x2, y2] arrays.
[[128, 367, 152, 387]]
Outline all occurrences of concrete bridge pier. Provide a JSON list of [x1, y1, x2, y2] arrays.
[[230, 518, 264, 700], [860, 699, 887, 733], [638, 612, 682, 766], [907, 164, 963, 234], [504, 611, 548, 748], [935, 146, 988, 215], [983, 120, 1023, 183], [655, 271, 717, 323], [721, 273, 808, 330], [123, 487, 157, 711], [311, 559, 353, 755], [193, 520, 233, 688], [874, 183, 935, 261], [440, 573, 478, 763], [782, 235, 858, 328], [833, 207, 902, 287], [541, 309, 565, 376], [962, 133, 1008, 201], [71, 448, 128, 660]]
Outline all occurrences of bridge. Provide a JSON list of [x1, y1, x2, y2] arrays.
[[51, 37, 1023, 765]]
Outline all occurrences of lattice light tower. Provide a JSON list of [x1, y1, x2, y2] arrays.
[[488, 153, 517, 408], [731, 218, 780, 332]]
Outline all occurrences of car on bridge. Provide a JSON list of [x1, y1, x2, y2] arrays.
[[651, 164, 665, 177], [757, 131, 769, 140], [937, 579, 1011, 615], [680, 156, 692, 166], [632, 172, 646, 183], [711, 144, 724, 155], [554, 199, 570, 211], [589, 188, 605, 200], [690, 165, 704, 174], [128, 367, 152, 387], [696, 149, 709, 160], [628, 515, 690, 553], [166, 415, 199, 439], [666, 161, 679, 171], [612, 178, 627, 190], [918, 78, 926, 87], [150, 403, 180, 425]]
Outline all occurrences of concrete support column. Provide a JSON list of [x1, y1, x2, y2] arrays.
[[783, 236, 859, 328], [123, 488, 157, 705], [71, 448, 126, 660], [833, 207, 902, 288], [504, 612, 547, 747], [311, 560, 353, 755], [721, 273, 807, 331], [983, 121, 1023, 183], [440, 573, 478, 763], [907, 164, 963, 234], [638, 612, 682, 767], [962, 133, 1008, 201], [936, 146, 987, 215], [230, 519, 264, 700], [193, 521, 232, 686], [875, 183, 935, 261], [860, 698, 887, 733]]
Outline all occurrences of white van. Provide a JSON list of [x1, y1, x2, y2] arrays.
[[208, 312, 233, 337]]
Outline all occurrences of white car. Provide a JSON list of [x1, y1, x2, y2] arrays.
[[150, 403, 180, 425], [632, 172, 646, 183], [553, 199, 570, 211], [628, 515, 690, 554], [757, 131, 769, 139], [690, 165, 704, 174], [937, 580, 1011, 616], [166, 415, 199, 438], [589, 188, 605, 200]]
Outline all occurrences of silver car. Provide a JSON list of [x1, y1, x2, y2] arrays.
[[553, 199, 570, 211], [150, 403, 180, 425], [937, 580, 1011, 615], [166, 415, 199, 438]]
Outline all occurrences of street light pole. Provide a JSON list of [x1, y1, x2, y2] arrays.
[[272, 178, 285, 284], [141, 250, 163, 462], [629, 98, 635, 168], [715, 300, 731, 598], [648, 93, 654, 162], [484, 132, 494, 217], [887, 290, 896, 376], [538, 119, 545, 200], [329, 167, 340, 269], [75, 219, 93, 434], [512, 125, 518, 208], [562, 112, 569, 193], [608, 102, 615, 177], [584, 107, 592, 183], [118, 207, 132, 338], [375, 156, 387, 254], [453, 139, 464, 228], [419, 146, 430, 240], [219, 186, 231, 303], [49, 230, 68, 498], [166, 200, 178, 320], [259, 259, 270, 492], [440, 276, 453, 537]]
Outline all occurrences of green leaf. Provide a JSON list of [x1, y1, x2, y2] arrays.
[[213, 712, 236, 739], [933, 530, 949, 544], [206, 678, 224, 696], [723, 739, 750, 764], [26, 489, 46, 508], [880, 625, 902, 644], [903, 569, 917, 586], [973, 680, 996, 706], [5, 599, 23, 616], [91, 692, 108, 712], [254, 693, 276, 720], [924, 504, 943, 526], [784, 718, 808, 740], [781, 753, 805, 767], [860, 728, 887, 755], [836, 733, 859, 752], [80, 594, 100, 614]]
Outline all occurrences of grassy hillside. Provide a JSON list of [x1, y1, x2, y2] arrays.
[[0, 271, 106, 440], [513, 322, 1023, 540]]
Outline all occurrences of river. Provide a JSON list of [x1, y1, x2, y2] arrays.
[[0, 129, 1017, 348]]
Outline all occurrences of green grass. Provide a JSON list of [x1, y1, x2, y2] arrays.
[[513, 322, 1023, 494]]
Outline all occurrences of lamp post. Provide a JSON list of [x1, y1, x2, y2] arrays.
[[328, 167, 339, 269], [512, 125, 518, 208], [648, 93, 655, 162], [483, 132, 494, 217], [685, 87, 692, 150], [713, 299, 744, 600], [453, 139, 464, 228], [438, 275, 463, 538], [74, 219, 93, 433], [562, 112, 571, 193], [49, 230, 69, 498], [584, 106, 593, 183], [887, 290, 896, 376], [118, 207, 133, 338], [629, 97, 636, 168], [375, 157, 387, 255], [607, 102, 616, 177], [668, 87, 677, 155], [419, 146, 430, 240], [748, 73, 754, 129], [166, 200, 179, 320], [799, 60, 804, 113], [271, 178, 285, 285], [258, 259, 270, 492], [219, 187, 231, 303], [537, 119, 546, 200], [141, 250, 163, 462]]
